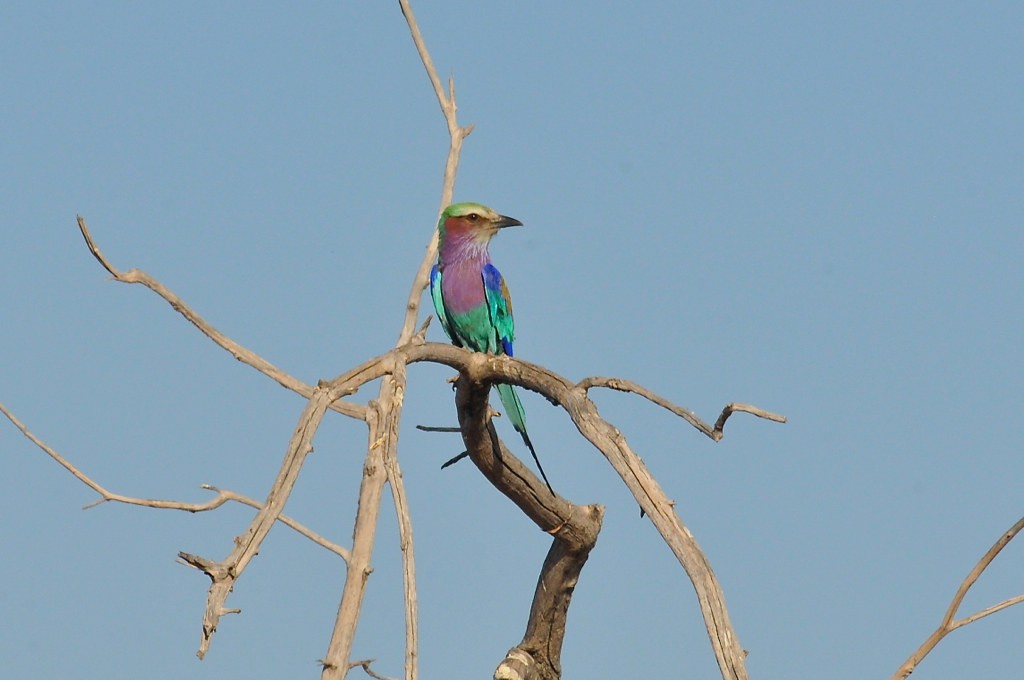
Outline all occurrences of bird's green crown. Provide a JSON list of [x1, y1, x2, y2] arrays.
[[442, 202, 500, 221]]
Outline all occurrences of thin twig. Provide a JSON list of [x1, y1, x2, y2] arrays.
[[197, 485, 349, 559], [0, 402, 348, 559], [349, 659, 398, 680], [712, 402, 786, 439], [395, 0, 473, 346], [414, 425, 461, 433], [579, 376, 785, 442], [892, 514, 1024, 679]]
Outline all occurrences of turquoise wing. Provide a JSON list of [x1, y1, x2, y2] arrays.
[[482, 263, 514, 356], [429, 264, 455, 343], [482, 264, 553, 492]]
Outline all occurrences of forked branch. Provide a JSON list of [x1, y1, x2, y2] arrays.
[[0, 401, 348, 560], [893, 514, 1024, 679], [579, 376, 786, 441]]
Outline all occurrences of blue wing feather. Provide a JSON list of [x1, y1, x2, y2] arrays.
[[482, 263, 515, 356]]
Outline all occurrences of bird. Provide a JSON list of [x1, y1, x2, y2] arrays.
[[429, 201, 553, 494]]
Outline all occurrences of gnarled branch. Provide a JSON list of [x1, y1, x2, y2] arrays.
[[454, 359, 604, 679]]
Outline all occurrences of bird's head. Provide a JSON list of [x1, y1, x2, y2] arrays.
[[438, 202, 523, 246]]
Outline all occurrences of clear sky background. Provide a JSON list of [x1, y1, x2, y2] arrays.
[[2, 3, 1021, 679]]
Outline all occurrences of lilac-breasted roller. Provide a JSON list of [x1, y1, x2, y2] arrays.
[[429, 202, 553, 493]]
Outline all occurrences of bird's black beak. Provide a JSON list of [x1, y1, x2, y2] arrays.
[[494, 214, 523, 229]]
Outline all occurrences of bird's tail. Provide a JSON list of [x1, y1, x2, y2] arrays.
[[495, 383, 554, 494]]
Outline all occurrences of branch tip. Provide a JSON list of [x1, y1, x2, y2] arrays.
[[76, 215, 121, 278]]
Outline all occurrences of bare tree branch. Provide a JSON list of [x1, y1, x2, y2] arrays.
[[75, 215, 367, 420], [185, 383, 334, 658], [7, 300, 775, 679], [453, 363, 604, 679], [67, 212, 422, 673], [348, 659, 398, 680], [424, 349, 757, 679], [382, 362, 419, 679], [892, 514, 1024, 679], [579, 376, 786, 441], [320, 396, 392, 680], [0, 402, 348, 560], [713, 403, 786, 439], [395, 0, 473, 346]]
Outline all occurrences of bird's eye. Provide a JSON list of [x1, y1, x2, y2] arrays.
[[467, 213, 479, 221]]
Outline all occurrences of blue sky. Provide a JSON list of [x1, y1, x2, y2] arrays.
[[2, 3, 1022, 679]]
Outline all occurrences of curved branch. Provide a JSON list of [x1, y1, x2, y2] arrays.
[[454, 365, 603, 678], [75, 216, 366, 420], [404, 345, 781, 447], [893, 514, 1024, 679]]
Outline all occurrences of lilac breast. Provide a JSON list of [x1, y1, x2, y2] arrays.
[[441, 259, 488, 315]]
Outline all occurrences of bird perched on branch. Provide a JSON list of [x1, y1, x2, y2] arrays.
[[429, 202, 553, 493]]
